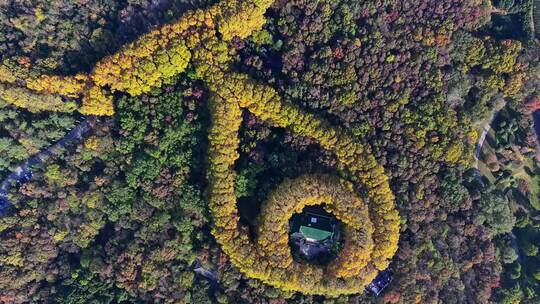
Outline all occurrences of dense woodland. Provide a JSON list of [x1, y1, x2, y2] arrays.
[[0, 0, 539, 303]]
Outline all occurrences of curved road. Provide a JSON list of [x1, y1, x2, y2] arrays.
[[473, 113, 497, 187], [474, 106, 504, 169], [534, 0, 540, 38], [472, 99, 507, 187], [0, 116, 96, 215]]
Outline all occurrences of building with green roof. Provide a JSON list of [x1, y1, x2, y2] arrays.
[[289, 209, 339, 260], [298, 212, 336, 243]]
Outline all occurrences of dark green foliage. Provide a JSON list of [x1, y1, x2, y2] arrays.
[[474, 189, 516, 235], [56, 269, 134, 304], [483, 0, 536, 41], [494, 0, 516, 10], [235, 163, 263, 198], [0, 99, 75, 174], [0, 78, 210, 302], [63, 83, 211, 302], [478, 98, 540, 303], [116, 88, 203, 190]]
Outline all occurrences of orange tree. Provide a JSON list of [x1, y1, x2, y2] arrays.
[[0, 0, 400, 296]]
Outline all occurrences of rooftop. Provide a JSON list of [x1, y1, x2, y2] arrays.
[[298, 212, 335, 242], [299, 225, 333, 242], [366, 269, 393, 296]]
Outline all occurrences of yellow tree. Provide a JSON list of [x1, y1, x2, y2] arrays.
[[0, 0, 400, 296]]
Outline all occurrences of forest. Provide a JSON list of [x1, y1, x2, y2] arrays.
[[0, 0, 539, 303]]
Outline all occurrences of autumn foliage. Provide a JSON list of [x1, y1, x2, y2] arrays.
[[0, 82, 77, 113], [0, 0, 272, 116], [257, 174, 374, 279], [0, 0, 401, 296], [201, 68, 399, 295]]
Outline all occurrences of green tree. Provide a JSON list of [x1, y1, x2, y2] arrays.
[[474, 189, 515, 235]]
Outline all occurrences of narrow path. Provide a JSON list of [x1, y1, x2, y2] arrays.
[[534, 0, 540, 38], [473, 101, 507, 187], [192, 260, 219, 290], [0, 116, 96, 215], [490, 7, 509, 16], [509, 232, 523, 264], [474, 101, 507, 169], [474, 120, 493, 169]]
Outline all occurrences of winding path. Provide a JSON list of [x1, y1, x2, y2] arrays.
[[533, 0, 540, 38], [473, 100, 507, 188], [473, 112, 497, 187], [474, 100, 507, 168], [0, 116, 96, 215], [192, 260, 219, 290], [474, 120, 493, 169]]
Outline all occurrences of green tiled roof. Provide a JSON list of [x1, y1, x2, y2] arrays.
[[299, 225, 333, 241]]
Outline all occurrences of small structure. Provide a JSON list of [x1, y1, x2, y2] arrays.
[[366, 269, 393, 296], [290, 210, 338, 260], [297, 212, 336, 243]]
